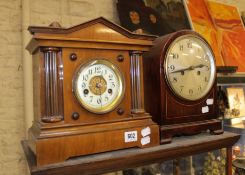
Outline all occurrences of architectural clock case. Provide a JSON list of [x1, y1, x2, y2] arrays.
[[143, 30, 223, 144], [26, 17, 159, 166]]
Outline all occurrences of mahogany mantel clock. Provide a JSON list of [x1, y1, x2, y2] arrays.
[[26, 17, 159, 166], [143, 30, 223, 144]]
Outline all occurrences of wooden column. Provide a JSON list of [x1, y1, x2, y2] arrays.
[[42, 47, 64, 123], [130, 51, 145, 114]]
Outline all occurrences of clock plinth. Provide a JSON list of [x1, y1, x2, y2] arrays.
[[160, 119, 223, 144], [143, 30, 223, 144], [28, 115, 158, 166], [26, 17, 159, 166]]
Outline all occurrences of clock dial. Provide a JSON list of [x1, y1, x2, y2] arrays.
[[73, 59, 125, 114], [165, 34, 216, 101]]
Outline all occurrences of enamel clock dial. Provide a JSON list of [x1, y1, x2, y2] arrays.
[[165, 34, 216, 101], [73, 59, 125, 114]]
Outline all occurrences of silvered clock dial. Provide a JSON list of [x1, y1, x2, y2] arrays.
[[165, 34, 216, 101], [73, 59, 125, 114]]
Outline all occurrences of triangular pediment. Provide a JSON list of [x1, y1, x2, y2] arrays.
[[26, 17, 156, 53], [28, 17, 156, 42]]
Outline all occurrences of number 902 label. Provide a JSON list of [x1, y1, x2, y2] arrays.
[[124, 131, 138, 143]]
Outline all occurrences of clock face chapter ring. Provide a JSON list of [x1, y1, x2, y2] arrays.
[[164, 32, 216, 101], [72, 59, 125, 114]]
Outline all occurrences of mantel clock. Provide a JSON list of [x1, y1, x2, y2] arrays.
[[143, 30, 223, 144], [26, 17, 159, 166]]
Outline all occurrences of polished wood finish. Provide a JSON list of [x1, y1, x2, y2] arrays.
[[22, 132, 240, 175], [226, 146, 233, 175], [143, 30, 223, 143], [42, 47, 63, 123], [26, 17, 159, 166], [130, 51, 145, 113], [160, 119, 223, 144]]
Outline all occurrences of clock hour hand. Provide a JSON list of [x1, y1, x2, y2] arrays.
[[170, 66, 193, 74]]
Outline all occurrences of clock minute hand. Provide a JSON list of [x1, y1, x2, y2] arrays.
[[99, 76, 103, 108], [193, 64, 206, 69], [170, 64, 207, 74]]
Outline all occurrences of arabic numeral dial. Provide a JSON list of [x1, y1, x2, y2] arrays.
[[165, 34, 216, 101], [73, 60, 125, 114]]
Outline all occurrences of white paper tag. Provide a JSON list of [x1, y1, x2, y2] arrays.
[[141, 127, 151, 137], [206, 99, 214, 105], [141, 136, 151, 146], [124, 131, 137, 143], [202, 106, 209, 113]]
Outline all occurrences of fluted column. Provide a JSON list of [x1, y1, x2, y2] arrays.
[[42, 48, 64, 123], [130, 51, 145, 114]]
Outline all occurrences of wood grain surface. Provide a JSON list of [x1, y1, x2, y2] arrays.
[[22, 132, 240, 175]]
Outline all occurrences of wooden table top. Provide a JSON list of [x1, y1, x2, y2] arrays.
[[22, 131, 240, 175]]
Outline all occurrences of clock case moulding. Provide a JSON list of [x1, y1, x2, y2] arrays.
[[26, 17, 159, 167], [143, 30, 223, 144]]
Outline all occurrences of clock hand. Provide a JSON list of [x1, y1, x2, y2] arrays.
[[193, 64, 207, 69], [170, 64, 207, 74], [99, 76, 102, 108], [170, 66, 193, 74]]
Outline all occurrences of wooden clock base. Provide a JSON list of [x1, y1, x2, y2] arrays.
[[160, 119, 223, 144], [27, 116, 159, 167]]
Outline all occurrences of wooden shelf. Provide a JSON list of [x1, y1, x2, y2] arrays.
[[22, 132, 240, 175]]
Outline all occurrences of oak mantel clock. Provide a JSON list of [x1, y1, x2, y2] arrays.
[[143, 30, 223, 144], [26, 17, 159, 166]]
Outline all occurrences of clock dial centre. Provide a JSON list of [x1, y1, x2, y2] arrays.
[[89, 76, 107, 95]]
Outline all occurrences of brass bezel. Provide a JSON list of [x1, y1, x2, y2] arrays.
[[165, 34, 216, 101], [73, 59, 125, 114]]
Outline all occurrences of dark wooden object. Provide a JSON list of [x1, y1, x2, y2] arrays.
[[26, 17, 159, 167], [226, 146, 233, 175], [216, 66, 238, 74], [143, 30, 223, 143], [22, 132, 240, 175]]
